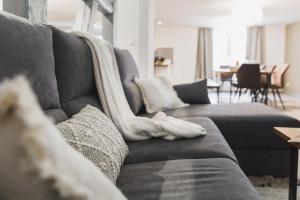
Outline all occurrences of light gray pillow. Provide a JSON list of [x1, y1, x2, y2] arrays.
[[135, 76, 188, 113], [56, 105, 129, 183], [0, 76, 127, 200]]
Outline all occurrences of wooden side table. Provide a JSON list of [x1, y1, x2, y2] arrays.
[[274, 127, 300, 200]]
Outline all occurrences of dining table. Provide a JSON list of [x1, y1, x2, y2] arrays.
[[214, 67, 273, 104]]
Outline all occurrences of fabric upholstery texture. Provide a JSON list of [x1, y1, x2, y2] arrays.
[[0, 12, 66, 123], [125, 117, 237, 164], [57, 105, 129, 183], [117, 158, 260, 200], [140, 102, 300, 176], [174, 79, 211, 104], [52, 27, 102, 117], [234, 149, 290, 177], [114, 48, 144, 114], [135, 77, 188, 113], [0, 76, 127, 200]]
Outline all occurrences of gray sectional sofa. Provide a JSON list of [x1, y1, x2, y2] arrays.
[[1, 11, 299, 199]]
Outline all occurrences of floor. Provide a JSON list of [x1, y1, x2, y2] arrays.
[[249, 176, 300, 200]]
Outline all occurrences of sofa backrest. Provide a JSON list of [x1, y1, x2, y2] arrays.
[[51, 27, 102, 117], [0, 11, 143, 121], [114, 48, 144, 114], [0, 12, 68, 123]]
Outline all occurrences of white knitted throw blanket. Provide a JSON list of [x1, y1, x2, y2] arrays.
[[72, 32, 207, 141]]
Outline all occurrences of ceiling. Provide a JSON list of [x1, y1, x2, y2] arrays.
[[155, 0, 300, 27]]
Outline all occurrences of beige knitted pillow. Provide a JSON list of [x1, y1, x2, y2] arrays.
[[135, 76, 188, 113], [57, 105, 129, 183]]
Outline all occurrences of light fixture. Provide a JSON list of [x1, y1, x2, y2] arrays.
[[157, 20, 162, 25], [230, 0, 263, 26]]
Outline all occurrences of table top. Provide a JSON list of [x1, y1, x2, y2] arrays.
[[274, 127, 300, 148], [214, 68, 273, 74]]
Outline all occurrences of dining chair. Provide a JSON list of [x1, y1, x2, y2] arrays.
[[231, 64, 261, 102], [260, 65, 276, 86], [270, 64, 290, 109], [260, 65, 276, 103]]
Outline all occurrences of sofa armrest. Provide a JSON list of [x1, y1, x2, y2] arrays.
[[173, 79, 211, 104]]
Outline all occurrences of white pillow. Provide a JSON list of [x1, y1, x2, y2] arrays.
[[57, 105, 129, 183], [135, 77, 188, 113], [0, 76, 127, 200]]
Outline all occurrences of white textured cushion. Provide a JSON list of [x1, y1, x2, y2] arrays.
[[135, 77, 188, 113], [0, 76, 127, 200], [57, 105, 129, 183]]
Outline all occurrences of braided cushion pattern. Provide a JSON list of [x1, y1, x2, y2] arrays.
[[57, 105, 129, 183]]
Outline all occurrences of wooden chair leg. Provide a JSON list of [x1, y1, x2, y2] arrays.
[[261, 87, 268, 104], [254, 89, 259, 102], [229, 84, 232, 103], [233, 88, 239, 102], [276, 88, 285, 109], [237, 88, 242, 102], [220, 81, 224, 93], [250, 89, 255, 102], [272, 88, 277, 107], [259, 88, 264, 103]]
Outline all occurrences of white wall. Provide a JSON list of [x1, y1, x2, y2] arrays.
[[285, 21, 300, 97], [262, 25, 286, 67], [155, 27, 198, 84], [154, 25, 286, 84], [114, 0, 140, 63], [102, 15, 114, 44], [113, 0, 155, 78], [138, 0, 155, 78]]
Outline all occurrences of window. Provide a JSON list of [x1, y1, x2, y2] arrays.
[[47, 0, 106, 36], [47, 0, 80, 30], [213, 26, 247, 69]]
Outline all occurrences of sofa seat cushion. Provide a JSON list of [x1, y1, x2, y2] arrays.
[[155, 103, 300, 149], [0, 12, 66, 123], [125, 117, 237, 164], [117, 158, 260, 200], [52, 27, 102, 117]]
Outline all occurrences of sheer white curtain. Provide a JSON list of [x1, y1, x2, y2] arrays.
[[2, 0, 47, 23], [213, 27, 247, 69], [195, 28, 213, 79], [0, 0, 3, 11], [73, 0, 98, 32], [246, 26, 263, 64], [28, 0, 47, 23], [74, 0, 114, 32]]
